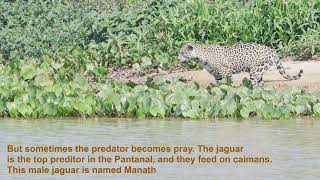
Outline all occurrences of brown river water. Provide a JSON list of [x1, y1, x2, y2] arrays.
[[0, 118, 319, 180]]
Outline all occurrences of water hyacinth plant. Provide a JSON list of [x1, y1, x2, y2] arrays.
[[1, 59, 320, 119]]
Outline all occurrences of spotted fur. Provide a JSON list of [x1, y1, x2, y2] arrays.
[[178, 43, 303, 86]]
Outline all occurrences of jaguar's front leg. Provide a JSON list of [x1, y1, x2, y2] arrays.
[[213, 74, 222, 84]]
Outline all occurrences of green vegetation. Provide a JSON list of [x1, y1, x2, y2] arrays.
[[1, 0, 320, 67], [1, 59, 320, 119], [1, 0, 320, 119], [0, 0, 121, 60]]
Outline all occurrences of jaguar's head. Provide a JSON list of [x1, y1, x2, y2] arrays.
[[178, 43, 196, 63]]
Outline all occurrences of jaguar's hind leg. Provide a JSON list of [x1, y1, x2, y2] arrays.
[[257, 79, 264, 87], [249, 68, 264, 87], [214, 72, 232, 84]]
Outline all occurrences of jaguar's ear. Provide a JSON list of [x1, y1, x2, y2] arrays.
[[187, 44, 194, 51]]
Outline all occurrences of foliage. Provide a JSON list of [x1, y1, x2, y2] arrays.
[[1, 59, 320, 119], [87, 0, 320, 68], [0, 0, 120, 60], [1, 0, 320, 119], [0, 0, 320, 68]]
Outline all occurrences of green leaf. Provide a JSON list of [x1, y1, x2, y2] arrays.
[[141, 56, 152, 68], [150, 98, 165, 117], [86, 63, 95, 71], [35, 73, 53, 87], [262, 90, 273, 101], [240, 107, 250, 118], [295, 105, 307, 115], [21, 65, 36, 80], [182, 109, 198, 118], [313, 103, 320, 117], [43, 104, 58, 116], [18, 104, 33, 117], [74, 100, 93, 115], [6, 102, 18, 117], [136, 108, 146, 119], [0, 100, 6, 112], [73, 73, 87, 87]]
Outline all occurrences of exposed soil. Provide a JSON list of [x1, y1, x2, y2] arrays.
[[108, 59, 320, 92]]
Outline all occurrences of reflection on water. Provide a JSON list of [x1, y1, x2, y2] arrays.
[[0, 118, 319, 180]]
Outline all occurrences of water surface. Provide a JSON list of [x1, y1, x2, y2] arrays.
[[0, 118, 319, 180]]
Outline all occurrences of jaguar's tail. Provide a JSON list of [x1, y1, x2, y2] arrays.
[[276, 61, 303, 80]]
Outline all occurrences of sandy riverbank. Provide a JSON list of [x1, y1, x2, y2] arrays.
[[109, 60, 320, 92]]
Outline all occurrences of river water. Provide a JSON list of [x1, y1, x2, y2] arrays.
[[0, 118, 319, 180]]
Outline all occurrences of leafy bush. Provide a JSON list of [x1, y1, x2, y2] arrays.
[[1, 58, 320, 119], [0, 0, 120, 59], [1, 0, 319, 68]]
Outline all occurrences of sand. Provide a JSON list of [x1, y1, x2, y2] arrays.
[[162, 61, 320, 92], [108, 60, 320, 92]]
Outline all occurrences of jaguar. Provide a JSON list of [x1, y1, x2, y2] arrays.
[[178, 43, 303, 86]]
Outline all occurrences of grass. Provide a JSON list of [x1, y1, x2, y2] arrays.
[[0, 0, 319, 68]]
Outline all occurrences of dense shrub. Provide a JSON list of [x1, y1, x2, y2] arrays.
[[0, 0, 121, 59], [0, 0, 319, 68]]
